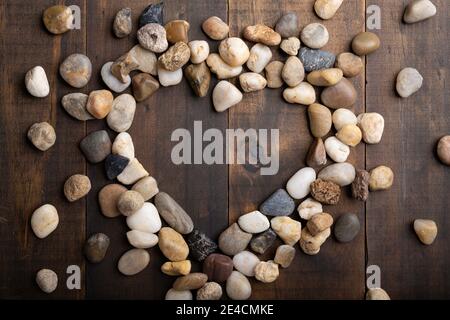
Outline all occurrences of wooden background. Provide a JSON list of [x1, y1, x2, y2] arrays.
[[0, 0, 448, 299]]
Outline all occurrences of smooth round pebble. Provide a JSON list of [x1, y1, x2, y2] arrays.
[[396, 67, 423, 98], [232, 251, 260, 277], [31, 204, 59, 239], [36, 269, 58, 293], [314, 0, 344, 20], [127, 230, 158, 249], [173, 273, 208, 291], [203, 254, 233, 283], [282, 56, 305, 87], [298, 197, 323, 220], [358, 112, 385, 144], [259, 189, 295, 217], [352, 32, 380, 56], [25, 66, 50, 98], [165, 289, 193, 300], [158, 65, 183, 87], [79, 130, 111, 163], [336, 52, 363, 78], [366, 288, 391, 300], [283, 82, 316, 105], [334, 213, 360, 243], [219, 37, 250, 67], [117, 190, 144, 216], [404, 0, 436, 24], [437, 136, 450, 166], [239, 72, 267, 92], [84, 233, 110, 263], [112, 132, 135, 159], [318, 162, 356, 186], [218, 223, 252, 256], [286, 167, 316, 199], [158, 227, 189, 262], [275, 12, 299, 38], [226, 271, 252, 300], [132, 176, 159, 201], [117, 249, 150, 276], [308, 103, 332, 138], [413, 219, 438, 245], [332, 108, 357, 131], [306, 138, 327, 168], [369, 166, 394, 191], [247, 43, 272, 73], [61, 93, 93, 121], [325, 136, 350, 163], [154, 192, 194, 235], [165, 20, 190, 44], [202, 16, 229, 40], [237, 211, 269, 234], [189, 40, 209, 64], [336, 124, 362, 147], [301, 23, 329, 49], [86, 90, 114, 119], [64, 174, 91, 202], [265, 61, 284, 89], [213, 81, 243, 112], [107, 94, 136, 132], [321, 78, 357, 109], [117, 158, 149, 185], [98, 184, 127, 218], [126, 202, 161, 233], [59, 54, 92, 88], [27, 122, 56, 151], [43, 5, 73, 34]]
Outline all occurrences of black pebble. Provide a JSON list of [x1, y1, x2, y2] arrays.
[[105, 154, 130, 180], [250, 229, 277, 254], [299, 47, 336, 72], [186, 229, 218, 262], [139, 2, 164, 28]]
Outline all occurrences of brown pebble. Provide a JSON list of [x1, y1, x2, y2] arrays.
[[265, 61, 284, 89], [202, 16, 229, 40], [307, 213, 333, 236], [27, 122, 56, 151], [336, 52, 363, 78], [165, 20, 190, 43], [243, 24, 281, 46], [352, 32, 380, 56], [321, 78, 357, 109], [184, 62, 211, 97], [173, 273, 208, 290], [132, 73, 160, 102], [203, 253, 233, 283], [158, 41, 191, 71], [306, 138, 327, 168], [310, 179, 341, 205], [86, 90, 114, 119], [43, 5, 73, 35], [111, 52, 139, 83], [98, 184, 128, 218], [64, 174, 91, 202], [351, 169, 370, 201], [437, 135, 450, 166], [84, 233, 110, 263]]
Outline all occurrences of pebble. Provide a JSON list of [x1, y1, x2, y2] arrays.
[[239, 72, 267, 92], [197, 282, 223, 300], [404, 0, 436, 24], [275, 12, 299, 38], [325, 136, 350, 163], [218, 37, 250, 67], [332, 108, 357, 131], [111, 52, 139, 83], [112, 132, 135, 159], [127, 230, 159, 249], [186, 230, 218, 262], [184, 62, 211, 97], [203, 253, 233, 282], [36, 269, 58, 293], [158, 227, 189, 262], [306, 137, 327, 168], [165, 289, 193, 300], [286, 167, 316, 200], [117, 158, 149, 185], [280, 37, 301, 56], [107, 94, 136, 132], [117, 190, 144, 216], [206, 53, 243, 80], [27, 122, 56, 151], [132, 73, 160, 102], [212, 81, 243, 112], [43, 5, 73, 34], [259, 189, 295, 216], [64, 174, 91, 202], [237, 211, 270, 234], [318, 162, 356, 186], [282, 56, 305, 87], [98, 184, 127, 218], [132, 176, 159, 201], [247, 43, 272, 73], [336, 124, 362, 147], [297, 197, 323, 220], [271, 216, 302, 246], [59, 54, 92, 88], [226, 271, 252, 300], [161, 260, 191, 276], [243, 24, 281, 46], [173, 273, 208, 291], [437, 136, 450, 166], [336, 52, 363, 78], [299, 47, 335, 72], [155, 192, 194, 235], [369, 165, 394, 191], [352, 32, 380, 56], [165, 20, 190, 43], [396, 67, 423, 98], [202, 16, 229, 40], [366, 288, 391, 300], [300, 227, 331, 255], [79, 130, 111, 163], [62, 93, 92, 121], [118, 249, 150, 276], [159, 41, 190, 71], [308, 103, 332, 138], [310, 179, 341, 205], [25, 66, 50, 98], [307, 68, 343, 87], [101, 62, 131, 93], [314, 0, 344, 20], [301, 23, 329, 49], [31, 204, 59, 239], [274, 245, 295, 268], [130, 45, 158, 75], [322, 78, 357, 109], [139, 2, 163, 27], [218, 223, 252, 256], [232, 251, 260, 277], [351, 169, 370, 202], [255, 261, 279, 283], [113, 8, 132, 38], [307, 213, 333, 236], [86, 90, 114, 119], [158, 66, 183, 87], [334, 213, 360, 243], [137, 23, 168, 53], [357, 112, 384, 144], [265, 61, 284, 88], [126, 202, 161, 234], [84, 233, 110, 263], [413, 219, 438, 245], [188, 40, 209, 64], [250, 229, 277, 254], [283, 82, 316, 105]]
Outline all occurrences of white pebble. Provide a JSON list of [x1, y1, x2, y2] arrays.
[[396, 67, 423, 98], [165, 288, 193, 300], [237, 211, 270, 234], [212, 80, 243, 112], [324, 136, 350, 163], [332, 108, 357, 131], [246, 43, 272, 73], [286, 167, 317, 199], [233, 251, 261, 277], [318, 162, 356, 186], [107, 94, 136, 133], [298, 197, 323, 220], [31, 204, 59, 239], [226, 271, 252, 300], [283, 82, 316, 105], [189, 40, 209, 64], [117, 158, 149, 185], [25, 66, 50, 98], [101, 62, 131, 93], [127, 230, 159, 249], [158, 66, 183, 87], [112, 132, 135, 159], [126, 202, 161, 234]]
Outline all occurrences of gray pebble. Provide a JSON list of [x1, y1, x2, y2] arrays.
[[154, 192, 194, 235], [114, 8, 132, 38], [80, 130, 111, 163], [299, 47, 335, 72], [259, 189, 295, 216], [61, 93, 93, 121], [275, 12, 299, 38], [84, 233, 110, 263], [334, 213, 360, 243], [250, 228, 277, 254]]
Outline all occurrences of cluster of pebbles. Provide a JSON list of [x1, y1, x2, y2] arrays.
[[25, 0, 444, 299]]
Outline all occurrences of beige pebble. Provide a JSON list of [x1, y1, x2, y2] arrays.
[[202, 16, 229, 40], [336, 124, 362, 147], [254, 261, 279, 283], [332, 108, 357, 131], [404, 0, 437, 24], [314, 0, 344, 20], [31, 204, 59, 239], [118, 249, 150, 276], [282, 56, 305, 87], [280, 37, 300, 56], [158, 227, 189, 262], [301, 23, 329, 49], [188, 40, 209, 64], [357, 112, 385, 144], [161, 260, 191, 276], [283, 82, 316, 105], [206, 53, 243, 79], [265, 61, 284, 89], [36, 269, 58, 293], [308, 103, 332, 138], [413, 219, 438, 245], [98, 184, 127, 218], [247, 43, 272, 73], [239, 72, 267, 93], [307, 212, 333, 236], [212, 81, 243, 112], [64, 174, 91, 202], [336, 52, 363, 78], [271, 216, 301, 246], [219, 37, 250, 67], [197, 282, 223, 300], [117, 190, 144, 216], [437, 136, 450, 166], [307, 68, 343, 87], [366, 288, 391, 300], [369, 165, 394, 191], [27, 122, 56, 151], [117, 158, 149, 185], [274, 245, 295, 268], [243, 24, 281, 46], [131, 176, 159, 201]]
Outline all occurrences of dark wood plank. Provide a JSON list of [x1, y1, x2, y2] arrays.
[[228, 0, 366, 299], [0, 0, 86, 299], [366, 0, 450, 299], [85, 0, 228, 299]]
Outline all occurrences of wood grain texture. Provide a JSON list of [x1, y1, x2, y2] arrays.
[[366, 0, 450, 299], [228, 0, 366, 299], [0, 0, 86, 299]]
